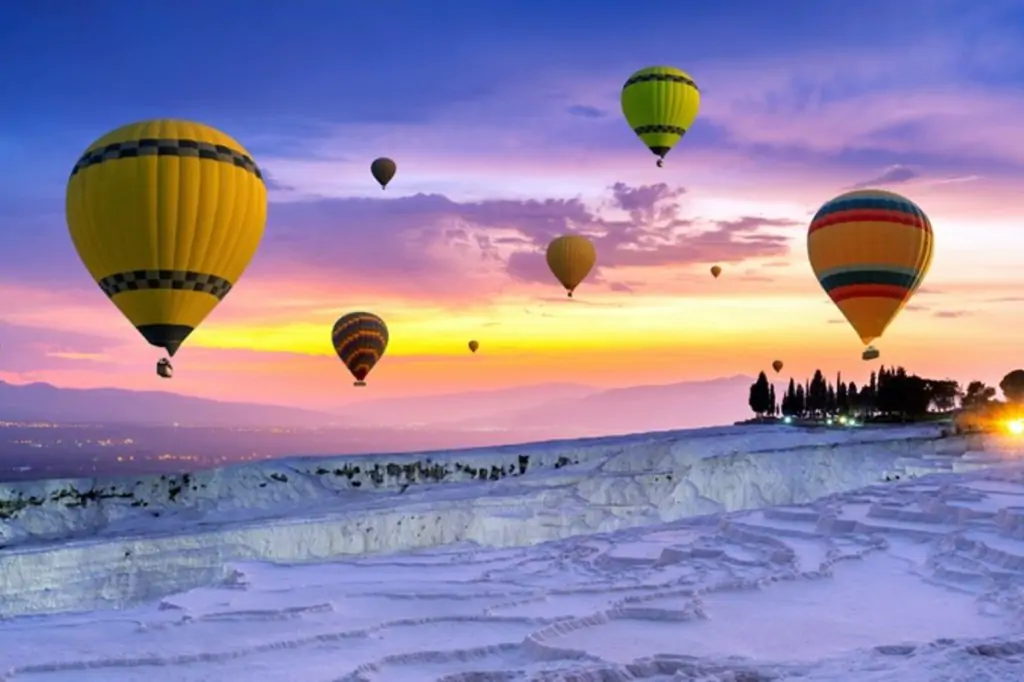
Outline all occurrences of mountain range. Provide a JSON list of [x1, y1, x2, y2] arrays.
[[0, 376, 755, 436]]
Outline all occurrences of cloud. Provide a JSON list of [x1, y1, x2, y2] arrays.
[[847, 164, 919, 189], [826, 319, 846, 324], [263, 169, 296, 192], [608, 282, 634, 293], [567, 105, 608, 119], [933, 309, 973, 318], [262, 183, 795, 298], [0, 320, 130, 377], [904, 304, 930, 312]]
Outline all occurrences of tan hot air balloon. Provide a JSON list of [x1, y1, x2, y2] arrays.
[[710, 265, 722, 279], [546, 235, 596, 298], [370, 157, 397, 190], [772, 360, 784, 373], [468, 340, 479, 353]]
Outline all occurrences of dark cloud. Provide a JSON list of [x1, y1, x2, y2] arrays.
[[904, 304, 929, 312], [567, 105, 608, 119], [847, 164, 919, 190], [933, 309, 972, 318], [608, 282, 634, 293]]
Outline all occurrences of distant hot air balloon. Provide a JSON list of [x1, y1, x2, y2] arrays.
[[621, 66, 701, 167], [772, 360, 784, 373], [332, 312, 389, 387], [546, 235, 596, 298], [468, 340, 479, 353], [710, 265, 722, 279], [808, 189, 933, 354], [371, 157, 397, 190], [65, 120, 268, 377]]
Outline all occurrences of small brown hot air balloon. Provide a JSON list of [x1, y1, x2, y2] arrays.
[[370, 157, 397, 190], [546, 235, 596, 298], [710, 265, 722, 279], [332, 312, 389, 386], [468, 340, 479, 353], [772, 360, 783, 373]]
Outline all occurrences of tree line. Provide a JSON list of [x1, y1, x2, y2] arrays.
[[746, 365, 988, 422]]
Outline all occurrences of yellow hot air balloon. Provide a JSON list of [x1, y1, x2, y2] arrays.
[[546, 235, 596, 298], [468, 340, 479, 353], [621, 66, 701, 167], [808, 189, 933, 352], [710, 265, 722, 279], [772, 360, 783, 373], [66, 120, 267, 371]]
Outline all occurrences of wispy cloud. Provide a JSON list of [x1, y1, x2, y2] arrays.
[[567, 105, 608, 119], [847, 164, 919, 189]]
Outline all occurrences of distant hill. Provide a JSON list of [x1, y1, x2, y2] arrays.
[[0, 381, 342, 428], [0, 376, 755, 436], [335, 383, 598, 427], [448, 375, 756, 438]]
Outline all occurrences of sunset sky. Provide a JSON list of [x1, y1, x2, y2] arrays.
[[2, 0, 1024, 413]]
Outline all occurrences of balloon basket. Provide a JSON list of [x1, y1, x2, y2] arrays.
[[353, 381, 367, 387]]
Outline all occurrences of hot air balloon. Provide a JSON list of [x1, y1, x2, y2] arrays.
[[621, 66, 701, 168], [808, 189, 933, 354], [468, 340, 479, 353], [66, 120, 268, 377], [546, 235, 596, 298], [710, 265, 722, 279], [332, 312, 389, 387], [772, 360, 783, 373], [862, 346, 880, 361], [371, 157, 396, 190]]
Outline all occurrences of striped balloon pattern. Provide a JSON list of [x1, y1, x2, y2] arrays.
[[807, 189, 934, 347], [331, 312, 389, 386]]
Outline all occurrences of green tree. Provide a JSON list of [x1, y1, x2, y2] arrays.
[[748, 372, 772, 417], [999, 370, 1024, 403], [962, 381, 996, 409]]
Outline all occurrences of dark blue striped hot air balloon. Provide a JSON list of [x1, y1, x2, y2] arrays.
[[807, 189, 934, 359]]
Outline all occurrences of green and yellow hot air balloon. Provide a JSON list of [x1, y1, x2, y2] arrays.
[[65, 120, 268, 376], [546, 235, 596, 298], [807, 189, 934, 358], [332, 312, 389, 387], [621, 66, 701, 167]]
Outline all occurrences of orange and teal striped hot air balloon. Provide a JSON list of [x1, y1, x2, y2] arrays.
[[332, 312, 389, 387], [807, 189, 933, 354]]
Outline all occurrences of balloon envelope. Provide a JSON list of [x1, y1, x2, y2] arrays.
[[772, 360, 783, 373], [370, 157, 397, 189], [710, 265, 722, 279], [808, 189, 933, 346], [332, 312, 389, 386], [65, 119, 268, 357], [546, 235, 596, 297], [468, 340, 479, 353], [621, 66, 700, 165]]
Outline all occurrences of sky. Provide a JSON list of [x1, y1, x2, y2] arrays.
[[2, 0, 1024, 414]]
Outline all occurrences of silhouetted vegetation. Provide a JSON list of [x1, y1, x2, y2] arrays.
[[747, 366, 961, 423]]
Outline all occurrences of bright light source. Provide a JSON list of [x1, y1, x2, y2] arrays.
[[838, 416, 847, 425], [1007, 419, 1024, 436], [783, 416, 792, 424], [826, 418, 833, 426]]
